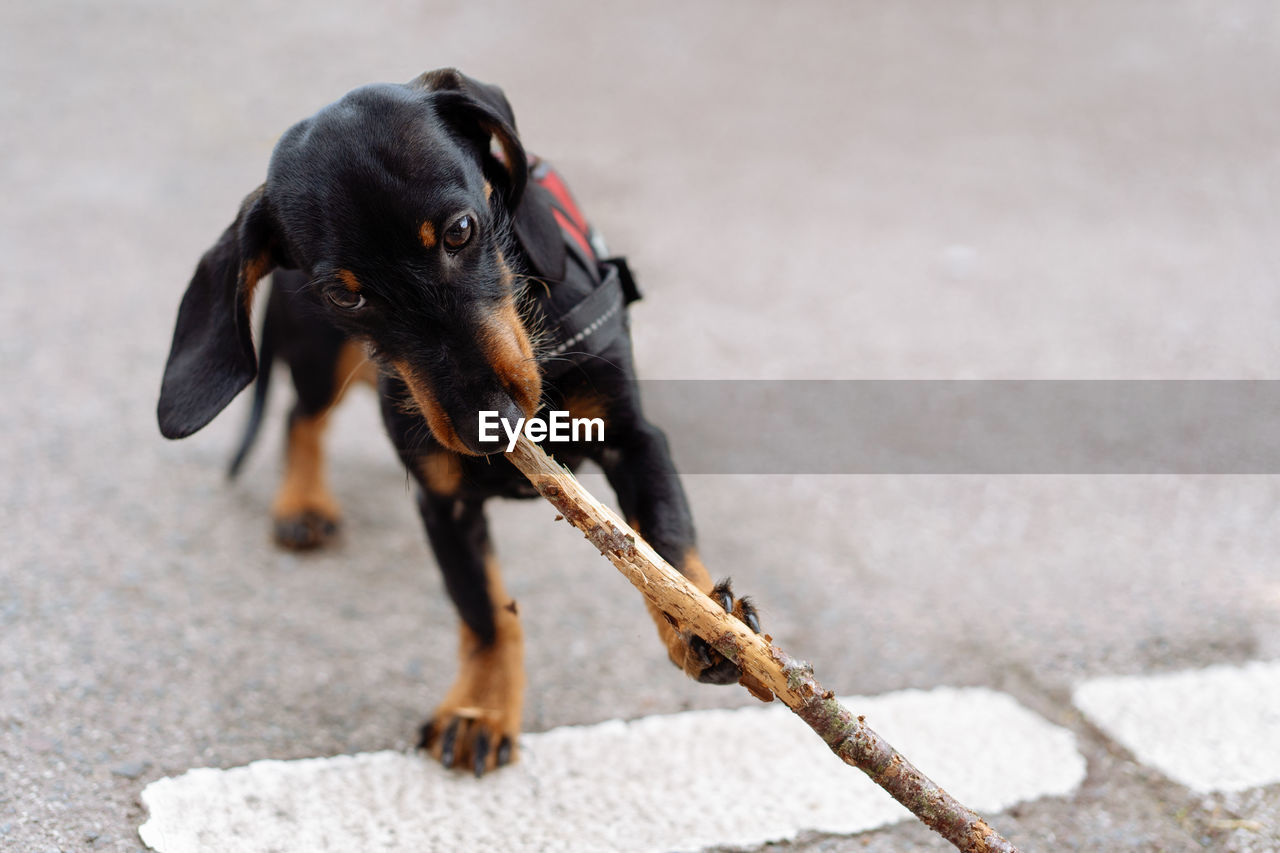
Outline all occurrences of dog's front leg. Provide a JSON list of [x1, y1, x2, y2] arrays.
[[414, 489, 524, 776], [599, 420, 761, 685]]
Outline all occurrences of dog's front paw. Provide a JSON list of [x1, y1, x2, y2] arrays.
[[670, 578, 761, 685], [419, 705, 517, 778], [272, 509, 339, 550], [418, 623, 524, 777]]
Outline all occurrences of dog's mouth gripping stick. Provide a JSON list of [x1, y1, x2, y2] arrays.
[[505, 435, 1020, 853]]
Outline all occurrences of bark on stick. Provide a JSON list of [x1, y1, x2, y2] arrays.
[[505, 436, 1020, 853]]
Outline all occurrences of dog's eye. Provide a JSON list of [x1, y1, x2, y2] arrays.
[[325, 288, 366, 311], [443, 214, 474, 252]]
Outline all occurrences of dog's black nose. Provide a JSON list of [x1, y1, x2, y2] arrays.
[[463, 392, 527, 455]]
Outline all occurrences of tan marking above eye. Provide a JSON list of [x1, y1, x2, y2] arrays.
[[420, 221, 437, 249], [483, 182, 493, 202], [336, 269, 361, 292]]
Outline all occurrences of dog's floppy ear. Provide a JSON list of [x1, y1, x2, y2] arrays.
[[157, 186, 276, 439], [411, 68, 566, 281], [411, 67, 519, 127]]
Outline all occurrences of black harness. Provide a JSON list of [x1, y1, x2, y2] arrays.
[[517, 157, 641, 380]]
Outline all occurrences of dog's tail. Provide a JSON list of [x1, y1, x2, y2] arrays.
[[227, 282, 276, 479]]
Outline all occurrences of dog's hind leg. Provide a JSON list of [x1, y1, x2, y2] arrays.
[[271, 316, 376, 550]]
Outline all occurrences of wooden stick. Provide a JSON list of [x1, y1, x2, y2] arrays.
[[506, 436, 1020, 853]]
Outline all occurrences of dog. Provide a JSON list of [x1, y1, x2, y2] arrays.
[[157, 68, 759, 776]]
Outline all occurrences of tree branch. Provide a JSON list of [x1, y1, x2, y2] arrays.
[[505, 436, 1021, 853]]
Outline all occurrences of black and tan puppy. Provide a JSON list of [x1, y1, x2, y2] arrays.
[[157, 68, 759, 776]]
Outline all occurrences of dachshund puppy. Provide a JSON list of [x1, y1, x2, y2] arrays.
[[158, 69, 759, 776]]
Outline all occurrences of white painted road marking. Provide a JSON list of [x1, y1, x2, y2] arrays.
[[139, 687, 1084, 853], [1074, 660, 1280, 794]]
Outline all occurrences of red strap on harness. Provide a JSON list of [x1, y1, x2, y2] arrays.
[[532, 159, 595, 261]]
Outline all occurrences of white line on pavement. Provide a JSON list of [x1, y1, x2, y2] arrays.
[[1074, 660, 1280, 794], [139, 687, 1085, 853]]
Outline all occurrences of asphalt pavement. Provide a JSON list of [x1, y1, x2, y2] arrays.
[[3, 1, 1279, 851]]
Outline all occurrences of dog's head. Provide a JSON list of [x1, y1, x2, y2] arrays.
[[158, 69, 567, 454]]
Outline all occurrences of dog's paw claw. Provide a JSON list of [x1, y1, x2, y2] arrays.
[[472, 730, 490, 778], [439, 718, 460, 768], [735, 596, 761, 635], [710, 580, 734, 613], [418, 708, 517, 777]]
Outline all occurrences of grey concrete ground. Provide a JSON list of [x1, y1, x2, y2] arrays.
[[3, 1, 1280, 850]]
